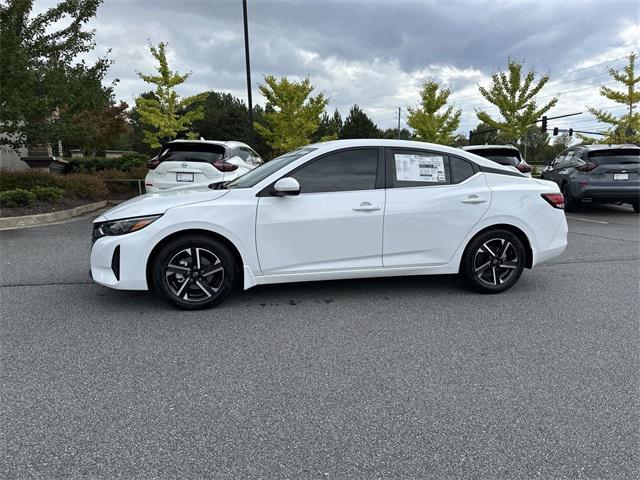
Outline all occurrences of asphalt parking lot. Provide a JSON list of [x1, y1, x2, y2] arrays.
[[1, 204, 639, 479]]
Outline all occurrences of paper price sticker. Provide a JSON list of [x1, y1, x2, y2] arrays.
[[395, 154, 446, 183]]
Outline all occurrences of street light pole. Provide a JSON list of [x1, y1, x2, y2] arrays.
[[242, 0, 253, 140]]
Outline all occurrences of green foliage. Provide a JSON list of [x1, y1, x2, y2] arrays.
[[586, 52, 640, 144], [469, 121, 510, 145], [192, 91, 252, 142], [0, 188, 36, 208], [134, 42, 206, 148], [312, 109, 343, 142], [381, 128, 413, 140], [0, 170, 109, 201], [0, 0, 113, 148], [32, 186, 64, 202], [72, 102, 131, 156], [340, 105, 380, 139], [254, 75, 329, 154], [476, 58, 558, 142], [65, 154, 148, 174], [407, 81, 461, 144]]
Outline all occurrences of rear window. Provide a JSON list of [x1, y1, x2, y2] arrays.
[[469, 148, 521, 166], [587, 149, 640, 165], [158, 143, 226, 163]]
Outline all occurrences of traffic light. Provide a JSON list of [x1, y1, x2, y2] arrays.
[[541, 116, 547, 132], [568, 128, 574, 137], [553, 127, 559, 136]]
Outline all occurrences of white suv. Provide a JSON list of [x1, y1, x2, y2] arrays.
[[144, 140, 262, 193]]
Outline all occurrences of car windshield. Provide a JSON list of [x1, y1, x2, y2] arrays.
[[159, 143, 225, 163], [588, 149, 640, 165], [223, 147, 318, 189]]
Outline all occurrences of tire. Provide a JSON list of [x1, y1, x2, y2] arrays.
[[459, 229, 526, 294], [151, 234, 238, 310], [562, 183, 578, 212], [632, 201, 639, 214]]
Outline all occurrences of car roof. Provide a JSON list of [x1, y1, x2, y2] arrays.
[[462, 144, 520, 151], [167, 139, 252, 149], [571, 143, 640, 151], [305, 139, 516, 172]]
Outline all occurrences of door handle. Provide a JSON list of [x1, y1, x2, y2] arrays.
[[353, 202, 381, 212], [461, 195, 488, 204]]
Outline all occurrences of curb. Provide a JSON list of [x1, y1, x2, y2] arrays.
[[0, 200, 108, 230]]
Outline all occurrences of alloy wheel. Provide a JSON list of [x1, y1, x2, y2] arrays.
[[164, 247, 225, 303], [473, 238, 519, 287]]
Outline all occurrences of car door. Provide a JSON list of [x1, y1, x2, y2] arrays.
[[544, 152, 566, 184], [256, 147, 385, 275], [382, 148, 491, 267]]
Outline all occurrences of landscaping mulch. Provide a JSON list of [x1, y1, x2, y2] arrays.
[[0, 198, 91, 218]]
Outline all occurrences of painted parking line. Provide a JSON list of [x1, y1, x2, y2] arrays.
[[565, 215, 609, 225]]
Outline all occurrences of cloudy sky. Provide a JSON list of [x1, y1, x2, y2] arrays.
[[38, 0, 640, 135]]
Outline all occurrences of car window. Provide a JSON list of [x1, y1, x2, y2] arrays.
[[553, 153, 566, 167], [158, 143, 225, 163], [450, 157, 476, 183], [225, 147, 317, 189], [468, 148, 521, 167], [588, 149, 640, 165], [291, 149, 378, 193], [388, 149, 450, 188]]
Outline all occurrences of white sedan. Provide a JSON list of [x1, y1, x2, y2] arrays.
[[91, 139, 568, 309]]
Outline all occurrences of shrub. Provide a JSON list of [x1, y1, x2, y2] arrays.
[[65, 153, 149, 174], [0, 169, 62, 191], [58, 174, 109, 201], [32, 186, 64, 203], [0, 188, 37, 208]]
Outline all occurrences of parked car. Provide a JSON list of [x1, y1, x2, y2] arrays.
[[540, 144, 640, 212], [91, 139, 567, 309], [144, 140, 262, 193], [463, 145, 533, 177]]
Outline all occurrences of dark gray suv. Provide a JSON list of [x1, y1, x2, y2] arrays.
[[540, 144, 640, 212]]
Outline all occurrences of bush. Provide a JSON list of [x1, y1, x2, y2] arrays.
[[0, 188, 37, 208], [32, 186, 64, 203], [65, 153, 149, 174], [58, 174, 109, 201], [0, 169, 62, 191]]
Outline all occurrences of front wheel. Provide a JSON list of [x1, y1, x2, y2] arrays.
[[459, 229, 526, 294], [152, 235, 237, 309]]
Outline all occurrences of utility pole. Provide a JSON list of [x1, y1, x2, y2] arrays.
[[242, 0, 253, 140], [397, 107, 401, 139]]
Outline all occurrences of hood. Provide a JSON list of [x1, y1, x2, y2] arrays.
[[95, 188, 229, 222]]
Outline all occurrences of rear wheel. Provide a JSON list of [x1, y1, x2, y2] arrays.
[[460, 229, 526, 294], [632, 201, 639, 213], [152, 235, 237, 309]]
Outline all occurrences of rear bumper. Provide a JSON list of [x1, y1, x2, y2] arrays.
[[575, 185, 640, 203]]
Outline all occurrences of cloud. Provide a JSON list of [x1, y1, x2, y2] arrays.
[[34, 0, 639, 133]]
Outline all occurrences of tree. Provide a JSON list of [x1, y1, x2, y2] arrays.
[[381, 128, 413, 140], [311, 109, 343, 142], [407, 80, 461, 145], [254, 76, 328, 154], [468, 121, 510, 145], [134, 42, 206, 148], [587, 52, 640, 144], [192, 91, 252, 143], [340, 105, 380, 139], [0, 0, 112, 149], [71, 102, 130, 157], [476, 58, 558, 142]]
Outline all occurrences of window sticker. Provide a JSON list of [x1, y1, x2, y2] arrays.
[[394, 154, 446, 182]]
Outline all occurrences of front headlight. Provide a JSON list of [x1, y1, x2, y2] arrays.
[[92, 215, 162, 242]]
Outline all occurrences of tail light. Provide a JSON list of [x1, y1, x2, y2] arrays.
[[541, 193, 565, 209], [148, 157, 161, 170], [576, 162, 597, 172], [516, 162, 533, 173], [213, 160, 238, 172]]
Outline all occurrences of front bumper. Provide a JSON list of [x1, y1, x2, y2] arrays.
[[90, 234, 149, 290]]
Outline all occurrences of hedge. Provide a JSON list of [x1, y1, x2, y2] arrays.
[[64, 153, 149, 174], [0, 170, 109, 203], [0, 188, 37, 208]]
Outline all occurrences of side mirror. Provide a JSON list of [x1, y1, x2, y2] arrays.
[[273, 177, 300, 196]]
